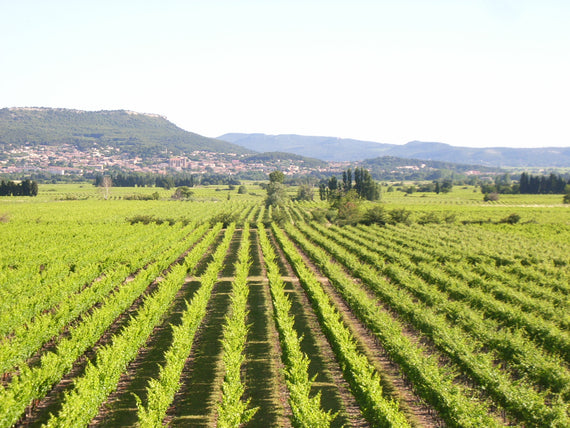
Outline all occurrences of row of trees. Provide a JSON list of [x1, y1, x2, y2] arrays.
[[93, 173, 241, 190], [262, 168, 387, 226], [319, 168, 380, 202], [398, 180, 453, 194], [0, 179, 38, 196], [264, 168, 382, 210], [481, 173, 570, 195], [519, 172, 569, 194], [264, 171, 289, 207]]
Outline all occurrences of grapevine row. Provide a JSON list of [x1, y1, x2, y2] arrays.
[[0, 221, 180, 337], [273, 223, 411, 427], [44, 223, 232, 427], [380, 222, 570, 293], [0, 223, 199, 375], [351, 223, 570, 322], [136, 223, 237, 426], [284, 222, 500, 427], [331, 222, 570, 366], [335, 224, 570, 393], [216, 226, 259, 426], [0, 223, 218, 428], [295, 220, 569, 425], [257, 224, 336, 427]]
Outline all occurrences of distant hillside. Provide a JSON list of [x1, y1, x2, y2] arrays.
[[218, 133, 395, 162], [218, 133, 570, 167], [385, 141, 570, 168], [362, 156, 498, 172], [243, 151, 327, 168], [361, 156, 500, 181], [0, 108, 251, 156]]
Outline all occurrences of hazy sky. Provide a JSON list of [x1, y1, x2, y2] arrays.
[[2, 0, 569, 148]]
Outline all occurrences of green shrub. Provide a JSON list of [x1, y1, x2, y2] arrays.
[[311, 208, 328, 223], [417, 212, 441, 225], [500, 213, 521, 224], [126, 215, 176, 225], [362, 205, 387, 225], [443, 212, 457, 223], [389, 208, 412, 225], [124, 192, 160, 200], [210, 212, 240, 227]]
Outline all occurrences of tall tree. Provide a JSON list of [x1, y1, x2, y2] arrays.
[[100, 176, 112, 200], [269, 170, 285, 184], [354, 168, 380, 201], [519, 172, 529, 194], [318, 182, 327, 201], [296, 184, 314, 201], [265, 170, 288, 207], [0, 180, 38, 196], [342, 168, 353, 191]]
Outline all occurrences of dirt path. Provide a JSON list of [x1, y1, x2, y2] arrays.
[[288, 222, 511, 426], [269, 229, 368, 428], [16, 227, 218, 427], [289, 234, 444, 427], [245, 229, 292, 427], [90, 278, 204, 427], [165, 229, 242, 427], [165, 280, 232, 427], [15, 265, 170, 427]]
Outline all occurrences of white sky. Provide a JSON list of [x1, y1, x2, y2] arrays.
[[1, 0, 569, 148]]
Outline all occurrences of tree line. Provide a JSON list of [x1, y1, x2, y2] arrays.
[[319, 168, 380, 201], [94, 173, 241, 189], [519, 172, 569, 194], [481, 173, 569, 195], [0, 179, 39, 196]]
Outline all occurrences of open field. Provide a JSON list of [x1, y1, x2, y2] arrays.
[[1, 184, 569, 427]]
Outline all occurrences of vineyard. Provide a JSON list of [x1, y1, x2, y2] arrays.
[[1, 185, 569, 427]]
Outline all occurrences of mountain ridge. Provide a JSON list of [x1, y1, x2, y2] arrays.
[[218, 133, 396, 162], [0, 107, 251, 156], [218, 133, 570, 167], [2, 108, 568, 168]]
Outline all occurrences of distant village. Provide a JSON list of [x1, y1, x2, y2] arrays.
[[0, 143, 349, 177]]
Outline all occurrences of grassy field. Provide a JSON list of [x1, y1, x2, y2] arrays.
[[0, 182, 569, 427]]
